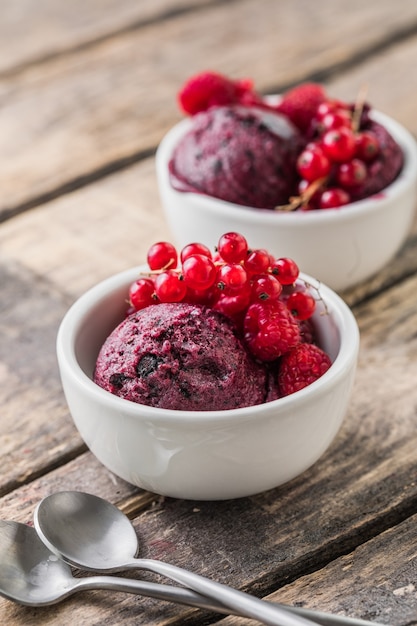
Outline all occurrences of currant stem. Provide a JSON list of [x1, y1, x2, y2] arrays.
[[351, 83, 368, 133], [274, 177, 328, 212]]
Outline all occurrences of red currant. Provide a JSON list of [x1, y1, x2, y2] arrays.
[[250, 274, 282, 301], [154, 270, 186, 302], [315, 99, 349, 120], [320, 110, 352, 132], [217, 263, 248, 291], [271, 258, 300, 285], [217, 232, 248, 263], [355, 131, 380, 162], [182, 254, 217, 290], [318, 187, 351, 209], [129, 278, 155, 311], [286, 291, 316, 321], [336, 159, 367, 188], [213, 283, 251, 317], [244, 248, 270, 275], [180, 242, 212, 263], [147, 241, 178, 271], [322, 127, 356, 163], [296, 145, 331, 182]]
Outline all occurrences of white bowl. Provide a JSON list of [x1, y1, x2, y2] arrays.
[[57, 266, 359, 500], [156, 109, 417, 292]]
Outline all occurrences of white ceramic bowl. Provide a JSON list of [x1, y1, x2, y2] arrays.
[[57, 266, 359, 500], [156, 110, 417, 292]]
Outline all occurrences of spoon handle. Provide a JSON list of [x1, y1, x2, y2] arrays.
[[131, 558, 316, 626], [74, 575, 231, 614], [74, 575, 384, 626]]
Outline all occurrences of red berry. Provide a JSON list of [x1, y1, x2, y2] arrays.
[[217, 232, 248, 263], [180, 242, 212, 263], [319, 110, 352, 132], [244, 248, 270, 275], [271, 258, 299, 285], [185, 284, 218, 307], [297, 146, 331, 182], [244, 300, 301, 362], [286, 291, 316, 321], [217, 263, 248, 291], [182, 254, 217, 290], [154, 270, 186, 302], [213, 283, 251, 317], [147, 242, 178, 271], [278, 343, 332, 396], [177, 71, 256, 115], [336, 159, 367, 188], [276, 83, 327, 133], [355, 131, 380, 162], [129, 278, 155, 311], [250, 274, 282, 302], [318, 187, 351, 209], [322, 127, 356, 163], [315, 99, 350, 120]]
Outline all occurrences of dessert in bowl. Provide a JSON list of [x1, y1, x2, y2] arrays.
[[57, 233, 359, 500], [156, 73, 417, 292]]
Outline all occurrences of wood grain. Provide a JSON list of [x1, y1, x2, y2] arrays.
[[0, 0, 213, 75]]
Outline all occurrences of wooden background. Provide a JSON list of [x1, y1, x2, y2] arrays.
[[1, 1, 417, 624]]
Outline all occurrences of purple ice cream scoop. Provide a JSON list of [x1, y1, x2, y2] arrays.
[[94, 302, 277, 411], [169, 105, 304, 209]]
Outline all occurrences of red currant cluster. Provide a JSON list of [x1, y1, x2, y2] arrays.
[[293, 98, 380, 210], [127, 232, 321, 363]]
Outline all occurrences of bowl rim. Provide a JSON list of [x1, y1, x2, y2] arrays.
[[57, 266, 360, 426], [156, 107, 417, 225]]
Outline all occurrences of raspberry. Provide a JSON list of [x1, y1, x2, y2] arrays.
[[177, 71, 256, 115], [276, 83, 327, 133], [244, 300, 301, 362], [278, 343, 332, 396]]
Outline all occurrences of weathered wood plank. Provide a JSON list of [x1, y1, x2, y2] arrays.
[[1, 0, 417, 217], [0, 0, 213, 75], [0, 161, 171, 490], [217, 515, 417, 626]]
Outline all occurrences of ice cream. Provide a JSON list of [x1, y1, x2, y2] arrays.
[[168, 72, 406, 211], [169, 105, 304, 209], [94, 302, 278, 411]]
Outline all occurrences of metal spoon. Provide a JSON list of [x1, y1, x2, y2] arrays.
[[0, 519, 229, 611], [33, 491, 384, 626], [0, 518, 381, 626], [34, 491, 314, 626]]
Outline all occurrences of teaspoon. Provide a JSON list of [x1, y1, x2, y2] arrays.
[[33, 491, 383, 626], [0, 519, 229, 611]]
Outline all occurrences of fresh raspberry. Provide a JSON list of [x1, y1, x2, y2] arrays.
[[276, 83, 327, 134], [278, 343, 332, 396], [177, 71, 257, 115], [244, 300, 301, 362]]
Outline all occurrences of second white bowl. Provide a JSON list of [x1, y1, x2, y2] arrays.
[[156, 110, 417, 292]]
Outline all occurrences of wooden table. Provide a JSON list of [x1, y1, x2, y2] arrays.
[[2, 1, 417, 624]]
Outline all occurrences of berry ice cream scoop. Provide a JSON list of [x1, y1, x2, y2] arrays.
[[94, 301, 278, 411], [169, 105, 304, 209]]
